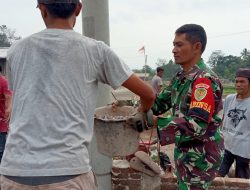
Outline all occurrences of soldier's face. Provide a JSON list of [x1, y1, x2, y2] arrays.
[[172, 33, 198, 66], [235, 77, 250, 96]]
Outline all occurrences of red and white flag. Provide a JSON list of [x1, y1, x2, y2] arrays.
[[138, 46, 145, 54]]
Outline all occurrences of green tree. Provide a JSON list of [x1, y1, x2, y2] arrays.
[[240, 48, 250, 60], [0, 25, 21, 47], [162, 59, 180, 80], [240, 48, 250, 68], [207, 50, 225, 68], [154, 59, 180, 80], [142, 64, 154, 75], [209, 51, 242, 80], [155, 58, 167, 67]]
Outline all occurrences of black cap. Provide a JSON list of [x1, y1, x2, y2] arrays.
[[37, 0, 79, 4], [236, 68, 250, 79]]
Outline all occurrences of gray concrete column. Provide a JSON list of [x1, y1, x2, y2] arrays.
[[82, 0, 110, 45], [82, 1, 112, 190]]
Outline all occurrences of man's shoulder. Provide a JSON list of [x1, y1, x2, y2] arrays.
[[196, 68, 221, 86], [226, 93, 236, 98], [8, 30, 108, 55], [152, 75, 161, 80], [225, 94, 236, 101], [7, 34, 33, 55], [0, 75, 7, 82], [151, 75, 157, 80]]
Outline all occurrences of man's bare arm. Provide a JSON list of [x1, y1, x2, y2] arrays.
[[122, 74, 155, 112]]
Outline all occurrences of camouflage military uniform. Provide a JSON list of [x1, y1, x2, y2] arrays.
[[152, 59, 224, 190]]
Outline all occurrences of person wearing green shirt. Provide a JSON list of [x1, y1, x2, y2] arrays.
[[152, 24, 224, 190]]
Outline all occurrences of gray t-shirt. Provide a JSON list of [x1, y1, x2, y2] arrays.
[[151, 75, 163, 94], [222, 94, 250, 159], [1, 29, 133, 176]]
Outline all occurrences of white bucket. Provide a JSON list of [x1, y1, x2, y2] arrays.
[[94, 106, 139, 157]]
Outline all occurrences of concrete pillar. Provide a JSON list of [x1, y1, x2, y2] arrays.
[[82, 0, 112, 189], [82, 0, 110, 45]]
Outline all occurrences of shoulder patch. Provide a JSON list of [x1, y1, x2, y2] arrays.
[[194, 83, 209, 101], [188, 77, 215, 123]]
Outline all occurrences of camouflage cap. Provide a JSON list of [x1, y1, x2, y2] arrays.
[[236, 68, 250, 79], [37, 0, 79, 4]]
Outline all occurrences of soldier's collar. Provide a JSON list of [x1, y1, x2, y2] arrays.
[[177, 59, 205, 81], [179, 65, 200, 80], [197, 59, 206, 69]]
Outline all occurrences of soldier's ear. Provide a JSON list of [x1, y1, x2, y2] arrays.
[[193, 42, 202, 53]]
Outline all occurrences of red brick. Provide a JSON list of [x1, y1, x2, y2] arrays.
[[127, 167, 140, 173], [120, 179, 141, 187], [117, 173, 129, 179], [113, 185, 128, 190], [161, 176, 177, 183], [208, 187, 227, 190], [161, 184, 177, 190], [119, 180, 129, 186], [128, 180, 142, 189], [211, 177, 225, 187], [112, 179, 121, 185], [130, 173, 142, 180], [112, 167, 122, 174], [113, 167, 250, 190], [224, 177, 250, 188]]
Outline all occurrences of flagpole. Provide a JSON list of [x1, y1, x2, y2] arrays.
[[138, 46, 147, 81], [143, 47, 147, 81]]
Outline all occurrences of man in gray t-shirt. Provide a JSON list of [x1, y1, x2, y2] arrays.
[[218, 68, 250, 179], [0, 1, 155, 189], [151, 67, 164, 95]]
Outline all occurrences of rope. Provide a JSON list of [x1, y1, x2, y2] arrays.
[[139, 122, 154, 154]]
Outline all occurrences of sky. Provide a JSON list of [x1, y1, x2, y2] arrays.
[[1, 0, 250, 70]]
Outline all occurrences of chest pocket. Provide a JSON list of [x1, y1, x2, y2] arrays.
[[171, 79, 192, 116], [171, 69, 204, 117], [180, 90, 192, 115]]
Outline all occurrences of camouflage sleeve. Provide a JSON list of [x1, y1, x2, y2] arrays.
[[151, 84, 172, 116], [168, 76, 223, 143]]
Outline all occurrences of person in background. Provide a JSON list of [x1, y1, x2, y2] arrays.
[[152, 24, 224, 190], [0, 67, 12, 163], [218, 68, 250, 179], [0, 0, 155, 190], [151, 66, 172, 173], [151, 67, 164, 95]]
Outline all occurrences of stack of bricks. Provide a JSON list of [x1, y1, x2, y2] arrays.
[[112, 166, 250, 190], [112, 167, 142, 190]]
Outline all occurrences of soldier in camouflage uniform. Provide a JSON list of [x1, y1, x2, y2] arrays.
[[152, 24, 224, 190]]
